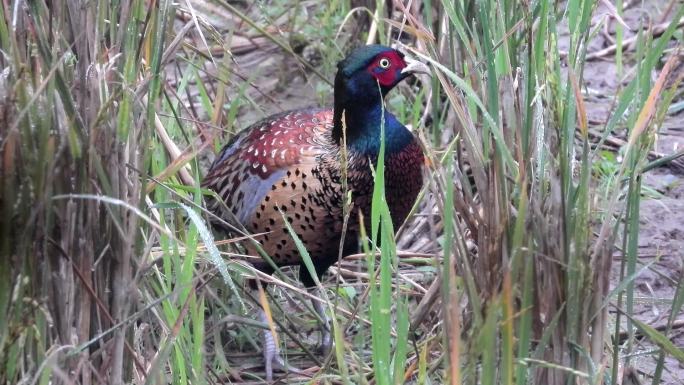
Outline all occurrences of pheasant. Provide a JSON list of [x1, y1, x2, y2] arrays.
[[202, 44, 428, 379]]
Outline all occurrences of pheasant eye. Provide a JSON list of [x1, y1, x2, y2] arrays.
[[378, 58, 391, 69]]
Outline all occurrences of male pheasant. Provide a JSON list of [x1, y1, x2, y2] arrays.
[[202, 44, 428, 379]]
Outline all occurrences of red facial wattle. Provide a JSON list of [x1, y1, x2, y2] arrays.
[[366, 51, 407, 87]]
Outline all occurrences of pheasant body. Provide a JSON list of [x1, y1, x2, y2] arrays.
[[203, 45, 427, 289], [203, 106, 424, 285]]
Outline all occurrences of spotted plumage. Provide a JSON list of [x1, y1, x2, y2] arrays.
[[203, 44, 428, 287]]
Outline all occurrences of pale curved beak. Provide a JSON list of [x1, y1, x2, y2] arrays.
[[401, 55, 431, 75]]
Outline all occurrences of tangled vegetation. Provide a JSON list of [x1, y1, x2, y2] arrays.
[[1, 0, 682, 384]]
